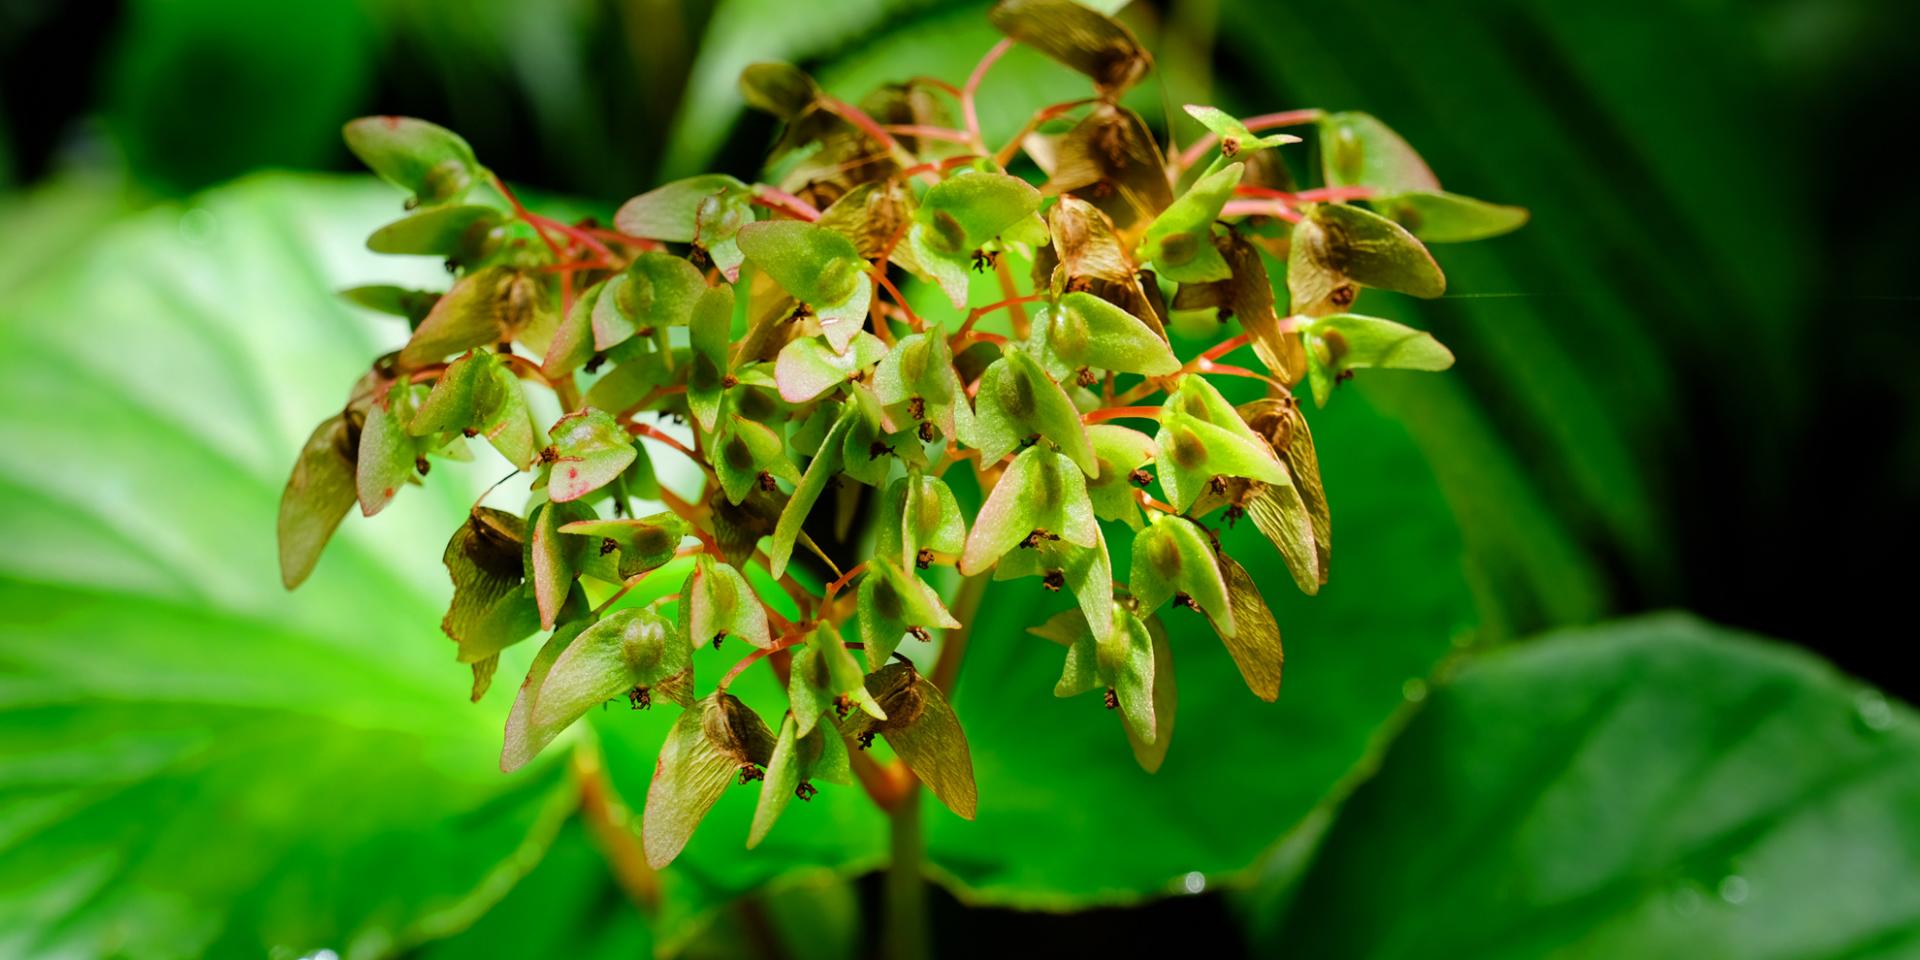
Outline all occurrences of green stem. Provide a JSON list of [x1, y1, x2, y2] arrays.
[[881, 574, 984, 960], [883, 784, 929, 960], [931, 574, 987, 694]]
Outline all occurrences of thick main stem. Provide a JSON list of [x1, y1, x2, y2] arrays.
[[883, 784, 929, 960], [574, 745, 659, 913], [880, 573, 986, 959]]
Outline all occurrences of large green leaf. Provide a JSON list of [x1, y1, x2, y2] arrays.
[[1251, 615, 1920, 958], [0, 177, 581, 957], [924, 384, 1478, 906], [413, 821, 652, 960]]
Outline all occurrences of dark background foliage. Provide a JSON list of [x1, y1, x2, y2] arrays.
[[2, 0, 1915, 956]]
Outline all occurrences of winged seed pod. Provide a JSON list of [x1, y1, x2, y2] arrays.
[[284, 0, 1523, 860]]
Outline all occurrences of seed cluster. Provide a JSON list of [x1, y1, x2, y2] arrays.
[[279, 0, 1522, 867]]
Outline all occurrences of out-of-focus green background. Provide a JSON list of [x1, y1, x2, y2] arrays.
[[2, 0, 1916, 957]]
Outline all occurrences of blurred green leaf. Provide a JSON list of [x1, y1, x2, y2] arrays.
[[739, 61, 821, 120], [0, 176, 579, 958], [1250, 615, 1920, 958], [412, 820, 652, 960], [341, 284, 440, 327]]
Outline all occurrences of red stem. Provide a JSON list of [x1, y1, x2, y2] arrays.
[[1135, 488, 1179, 515], [493, 173, 565, 259], [538, 215, 617, 261], [884, 124, 975, 144], [1296, 185, 1375, 203], [751, 186, 822, 222], [963, 39, 1014, 150], [1176, 108, 1324, 169], [1200, 333, 1250, 361], [960, 293, 1044, 337], [592, 546, 703, 616], [897, 154, 985, 180], [824, 97, 906, 158], [1221, 199, 1303, 223], [875, 274, 924, 332], [993, 97, 1098, 168], [909, 76, 963, 98], [627, 421, 702, 464], [588, 225, 656, 247], [1233, 185, 1294, 200], [655, 485, 719, 554], [1196, 359, 1276, 384], [1242, 108, 1330, 131], [538, 256, 618, 275], [1083, 405, 1163, 424], [823, 561, 868, 604], [957, 330, 1006, 348], [718, 633, 806, 691]]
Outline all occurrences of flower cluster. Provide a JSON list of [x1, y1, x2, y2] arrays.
[[279, 0, 1524, 867]]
